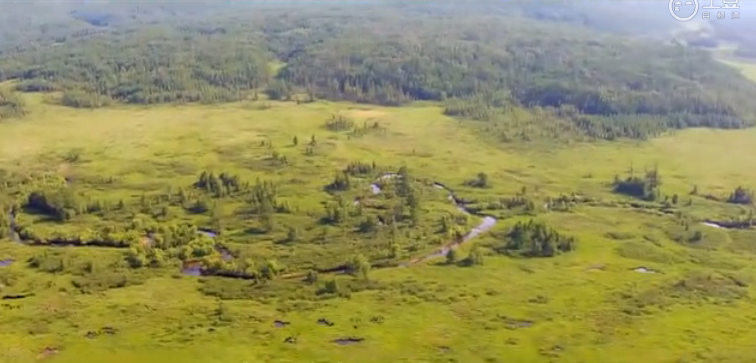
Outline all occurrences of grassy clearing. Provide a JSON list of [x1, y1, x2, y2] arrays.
[[2, 96, 756, 362], [719, 57, 756, 82]]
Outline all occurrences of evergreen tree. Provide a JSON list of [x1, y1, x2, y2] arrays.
[[446, 249, 459, 265]]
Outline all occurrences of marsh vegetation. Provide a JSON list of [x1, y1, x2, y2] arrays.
[[2, 2, 756, 363]]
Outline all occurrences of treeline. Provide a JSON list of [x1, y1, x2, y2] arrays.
[[276, 15, 756, 140], [0, 24, 270, 107], [0, 4, 754, 140], [0, 89, 26, 120]]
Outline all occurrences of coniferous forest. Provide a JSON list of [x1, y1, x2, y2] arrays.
[[3, 2, 756, 363], [1, 3, 755, 141]]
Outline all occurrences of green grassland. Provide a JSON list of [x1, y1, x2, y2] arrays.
[[719, 58, 756, 83], [2, 92, 756, 363]]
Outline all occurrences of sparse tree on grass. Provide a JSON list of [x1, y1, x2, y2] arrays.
[[469, 244, 484, 265], [446, 249, 458, 265], [348, 254, 371, 280]]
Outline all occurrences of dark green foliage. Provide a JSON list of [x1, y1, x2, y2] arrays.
[[344, 161, 377, 176], [544, 195, 576, 212], [465, 172, 490, 188], [347, 254, 371, 280], [265, 80, 291, 101], [395, 167, 411, 197], [14, 80, 57, 93], [285, 227, 300, 243], [358, 216, 379, 234], [2, 166, 435, 280], [321, 279, 342, 295], [443, 97, 499, 121], [324, 114, 355, 131], [445, 249, 459, 265], [277, 13, 756, 139], [0, 89, 26, 120], [16, 222, 139, 247], [325, 172, 351, 192], [202, 257, 281, 282], [1, 21, 270, 105], [727, 186, 753, 205], [25, 190, 80, 221], [613, 168, 661, 201], [493, 220, 576, 258], [188, 199, 210, 214], [4, 3, 756, 302], [305, 270, 319, 284], [321, 203, 350, 225], [0, 3, 752, 141], [60, 90, 112, 108], [468, 244, 484, 266], [248, 180, 282, 214], [190, 173, 281, 215], [439, 215, 464, 237], [194, 171, 244, 198]]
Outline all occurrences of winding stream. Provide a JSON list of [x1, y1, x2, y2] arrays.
[[4, 172, 498, 274], [702, 222, 724, 229], [7, 173, 749, 278], [365, 173, 498, 266]]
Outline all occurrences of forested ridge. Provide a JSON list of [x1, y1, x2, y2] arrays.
[[1, 3, 756, 140]]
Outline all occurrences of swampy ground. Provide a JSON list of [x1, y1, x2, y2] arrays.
[[2, 94, 756, 363]]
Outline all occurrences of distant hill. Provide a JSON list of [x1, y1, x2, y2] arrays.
[[1, 1, 756, 141]]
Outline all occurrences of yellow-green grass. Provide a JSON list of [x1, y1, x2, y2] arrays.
[[2, 95, 756, 362], [719, 57, 756, 83], [3, 95, 755, 205]]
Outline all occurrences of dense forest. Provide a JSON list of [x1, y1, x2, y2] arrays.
[[0, 3, 755, 141]]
